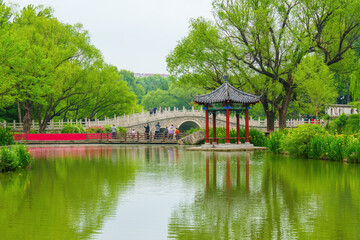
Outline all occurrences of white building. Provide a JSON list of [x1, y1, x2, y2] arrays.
[[326, 104, 358, 118]]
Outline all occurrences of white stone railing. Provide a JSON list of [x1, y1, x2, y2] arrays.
[[2, 106, 326, 132]]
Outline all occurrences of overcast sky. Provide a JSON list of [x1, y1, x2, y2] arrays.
[[6, 0, 213, 74]]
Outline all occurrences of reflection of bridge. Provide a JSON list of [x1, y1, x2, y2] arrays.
[[4, 107, 325, 132]]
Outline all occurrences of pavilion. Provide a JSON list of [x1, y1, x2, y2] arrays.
[[194, 76, 261, 148]]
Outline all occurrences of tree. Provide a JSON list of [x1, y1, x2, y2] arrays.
[[168, 0, 360, 130], [0, 1, 16, 109], [141, 83, 200, 110], [72, 65, 140, 120], [118, 70, 145, 102], [293, 55, 338, 120]]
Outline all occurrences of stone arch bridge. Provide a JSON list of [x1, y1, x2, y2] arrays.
[[107, 107, 268, 132]]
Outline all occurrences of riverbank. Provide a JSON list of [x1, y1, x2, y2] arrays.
[[266, 124, 360, 163]]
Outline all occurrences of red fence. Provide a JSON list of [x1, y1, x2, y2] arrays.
[[13, 133, 112, 141], [13, 132, 186, 142]]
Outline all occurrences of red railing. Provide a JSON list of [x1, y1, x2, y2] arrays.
[[13, 132, 186, 142]]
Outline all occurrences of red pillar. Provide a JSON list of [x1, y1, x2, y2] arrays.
[[205, 108, 209, 143], [236, 113, 240, 144], [213, 111, 217, 144], [226, 106, 230, 144], [245, 107, 249, 143]]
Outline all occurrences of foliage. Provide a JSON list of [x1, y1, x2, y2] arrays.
[[61, 124, 85, 133], [0, 127, 14, 146], [168, 0, 360, 130], [141, 82, 200, 110], [86, 126, 105, 133], [265, 130, 288, 153], [118, 70, 145, 101], [330, 114, 348, 134], [103, 125, 127, 134], [0, 143, 31, 172], [280, 124, 326, 158], [268, 124, 360, 162], [193, 127, 265, 146], [137, 74, 169, 95], [0, 4, 141, 133], [293, 55, 338, 119]]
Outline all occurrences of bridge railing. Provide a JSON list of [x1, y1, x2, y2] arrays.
[[3, 107, 326, 132]]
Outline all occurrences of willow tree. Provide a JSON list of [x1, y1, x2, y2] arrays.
[[168, 0, 360, 129]]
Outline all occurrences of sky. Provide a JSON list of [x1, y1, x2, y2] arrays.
[[6, 0, 214, 74]]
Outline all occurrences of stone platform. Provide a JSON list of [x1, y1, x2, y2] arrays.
[[186, 143, 268, 152]]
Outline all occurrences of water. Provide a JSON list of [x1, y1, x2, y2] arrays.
[[1, 145, 360, 239]]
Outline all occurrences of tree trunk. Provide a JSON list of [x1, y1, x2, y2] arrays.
[[22, 100, 33, 133], [278, 79, 293, 129], [17, 101, 22, 123], [265, 111, 275, 131], [261, 97, 276, 131]]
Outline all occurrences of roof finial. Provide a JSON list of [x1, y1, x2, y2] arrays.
[[224, 75, 229, 83]]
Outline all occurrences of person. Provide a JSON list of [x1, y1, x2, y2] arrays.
[[168, 124, 174, 139], [111, 124, 117, 139], [164, 126, 168, 139], [149, 107, 153, 115], [144, 123, 150, 140], [160, 107, 163, 113], [153, 107, 157, 115], [131, 129, 136, 139], [175, 128, 180, 140], [155, 122, 160, 139]]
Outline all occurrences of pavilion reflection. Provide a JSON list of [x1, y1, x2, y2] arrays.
[[205, 152, 250, 193]]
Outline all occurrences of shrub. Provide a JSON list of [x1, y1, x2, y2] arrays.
[[330, 113, 348, 133], [0, 143, 31, 172], [344, 136, 360, 163], [61, 124, 85, 133], [0, 127, 14, 146], [189, 127, 265, 146], [266, 129, 288, 153], [86, 126, 105, 133], [280, 124, 325, 158], [187, 128, 201, 135]]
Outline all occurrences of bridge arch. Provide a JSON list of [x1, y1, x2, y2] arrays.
[[178, 120, 202, 132]]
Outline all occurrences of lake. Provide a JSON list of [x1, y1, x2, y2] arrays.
[[1, 144, 359, 239]]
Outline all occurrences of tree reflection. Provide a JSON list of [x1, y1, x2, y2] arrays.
[[168, 152, 360, 239], [0, 146, 137, 239]]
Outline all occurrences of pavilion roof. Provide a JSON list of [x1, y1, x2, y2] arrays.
[[194, 79, 261, 105]]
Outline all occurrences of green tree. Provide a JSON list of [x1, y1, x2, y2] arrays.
[[72, 65, 140, 120], [118, 70, 145, 101], [0, 1, 16, 109], [141, 83, 199, 110], [293, 55, 338, 120], [137, 74, 170, 93], [168, 0, 360, 130]]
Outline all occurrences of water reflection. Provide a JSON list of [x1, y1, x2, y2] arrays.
[[2, 146, 360, 239], [0, 145, 137, 240], [168, 152, 360, 239]]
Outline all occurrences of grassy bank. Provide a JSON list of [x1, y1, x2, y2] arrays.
[[266, 124, 360, 163]]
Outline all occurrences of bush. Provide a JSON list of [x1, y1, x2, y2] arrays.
[[0, 143, 31, 172], [190, 127, 265, 146], [0, 127, 14, 146], [86, 126, 105, 133], [61, 124, 85, 133], [280, 124, 325, 158], [330, 113, 348, 133], [266, 129, 288, 153]]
